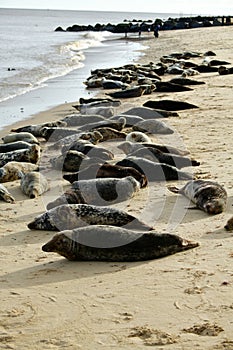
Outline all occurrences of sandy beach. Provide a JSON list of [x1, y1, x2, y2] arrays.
[[1, 25, 233, 350]]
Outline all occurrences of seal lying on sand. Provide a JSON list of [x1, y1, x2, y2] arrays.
[[77, 117, 126, 132], [47, 176, 140, 209], [116, 157, 193, 181], [2, 132, 39, 145], [0, 145, 40, 167], [20, 171, 49, 199], [42, 225, 199, 261], [11, 121, 67, 137], [93, 127, 127, 142], [168, 179, 227, 214], [124, 106, 179, 118], [143, 99, 199, 111], [127, 147, 200, 169], [132, 119, 174, 135], [61, 114, 106, 127], [118, 141, 189, 156], [28, 203, 153, 231], [107, 86, 144, 99], [63, 163, 148, 188], [0, 184, 15, 203], [0, 141, 32, 153], [0, 161, 39, 183]]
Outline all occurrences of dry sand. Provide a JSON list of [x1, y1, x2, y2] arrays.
[[1, 26, 233, 349]]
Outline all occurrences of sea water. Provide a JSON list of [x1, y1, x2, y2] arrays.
[[0, 8, 178, 129]]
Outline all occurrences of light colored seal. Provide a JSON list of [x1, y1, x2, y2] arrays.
[[0, 184, 15, 203], [40, 127, 81, 142], [0, 144, 40, 167], [28, 203, 153, 231], [47, 176, 140, 209], [20, 171, 49, 199], [2, 132, 39, 145], [42, 225, 199, 261], [132, 119, 174, 135], [168, 179, 227, 214], [122, 106, 173, 119], [0, 161, 39, 183], [126, 131, 152, 143], [63, 163, 148, 188], [109, 114, 144, 126], [61, 114, 106, 127], [48, 131, 103, 150], [77, 105, 114, 118], [116, 156, 193, 181]]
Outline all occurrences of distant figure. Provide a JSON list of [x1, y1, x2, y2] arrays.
[[154, 24, 160, 38]]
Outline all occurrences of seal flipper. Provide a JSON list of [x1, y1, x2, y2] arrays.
[[167, 186, 180, 194]]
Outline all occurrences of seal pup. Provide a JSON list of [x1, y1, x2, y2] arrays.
[[126, 132, 152, 143], [132, 119, 174, 135], [0, 141, 32, 153], [42, 225, 199, 261], [63, 163, 148, 188], [0, 144, 40, 167], [20, 171, 49, 199], [127, 147, 200, 169], [2, 132, 39, 145], [0, 161, 39, 183], [0, 184, 15, 203], [28, 203, 153, 231], [168, 179, 227, 214], [11, 121, 67, 137], [118, 141, 189, 156], [116, 157, 193, 181], [47, 176, 140, 209]]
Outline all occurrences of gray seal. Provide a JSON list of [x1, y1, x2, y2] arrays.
[[126, 131, 152, 143], [42, 225, 199, 261], [11, 120, 67, 137], [168, 179, 227, 214], [20, 171, 49, 199], [0, 184, 15, 203], [28, 203, 153, 231], [0, 144, 40, 167], [0, 161, 39, 183], [118, 141, 189, 156], [2, 132, 39, 145], [63, 162, 148, 188], [0, 141, 32, 153], [46, 176, 140, 209], [132, 119, 174, 135], [116, 157, 193, 181]]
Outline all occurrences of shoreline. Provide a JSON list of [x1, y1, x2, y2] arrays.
[[1, 25, 233, 349]]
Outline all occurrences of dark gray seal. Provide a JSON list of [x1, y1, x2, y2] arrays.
[[127, 147, 200, 169], [142, 99, 199, 111], [116, 157, 193, 181], [168, 179, 227, 214], [28, 203, 153, 231], [93, 127, 127, 142], [107, 86, 144, 99], [77, 116, 126, 132], [63, 162, 148, 188], [42, 225, 199, 261], [46, 176, 140, 209], [20, 171, 49, 199], [0, 184, 15, 203], [0, 141, 32, 153], [0, 144, 40, 167], [63, 142, 114, 160], [118, 141, 189, 156], [224, 217, 233, 231], [155, 81, 193, 92], [11, 120, 67, 137], [168, 77, 205, 85]]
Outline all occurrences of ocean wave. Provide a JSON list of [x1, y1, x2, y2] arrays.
[[0, 32, 107, 103]]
